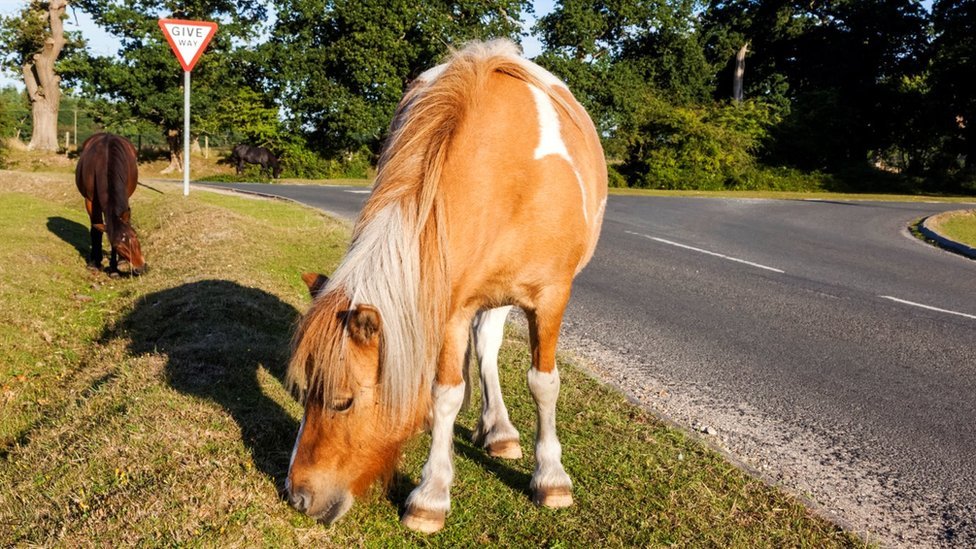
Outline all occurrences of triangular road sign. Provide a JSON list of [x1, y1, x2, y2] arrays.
[[158, 19, 218, 72]]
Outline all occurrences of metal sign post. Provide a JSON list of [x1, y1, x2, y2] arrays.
[[158, 19, 218, 196], [184, 70, 191, 195]]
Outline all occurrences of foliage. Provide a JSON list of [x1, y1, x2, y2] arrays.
[[197, 87, 283, 148], [0, 1, 85, 79], [0, 87, 23, 139], [617, 93, 785, 190], [927, 0, 976, 189], [276, 139, 372, 179], [267, 0, 530, 154], [25, 0, 972, 191], [73, 0, 271, 157]]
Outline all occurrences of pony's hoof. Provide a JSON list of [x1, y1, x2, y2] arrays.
[[533, 486, 573, 508], [487, 439, 523, 460], [401, 506, 445, 533]]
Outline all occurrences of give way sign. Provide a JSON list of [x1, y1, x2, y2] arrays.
[[158, 19, 218, 72]]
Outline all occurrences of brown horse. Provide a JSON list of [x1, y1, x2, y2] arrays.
[[75, 133, 146, 274], [286, 40, 607, 533]]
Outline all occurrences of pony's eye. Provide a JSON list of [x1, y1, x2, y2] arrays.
[[330, 396, 354, 412]]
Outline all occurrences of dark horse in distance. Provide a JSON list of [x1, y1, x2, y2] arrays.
[[230, 144, 282, 179], [75, 133, 146, 275]]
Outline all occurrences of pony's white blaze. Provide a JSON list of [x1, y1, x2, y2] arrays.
[[285, 416, 305, 493], [528, 84, 589, 223]]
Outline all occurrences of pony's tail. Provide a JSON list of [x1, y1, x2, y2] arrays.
[[107, 137, 131, 219]]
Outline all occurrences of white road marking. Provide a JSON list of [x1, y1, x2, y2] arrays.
[[627, 231, 785, 274], [879, 296, 976, 320], [345, 190, 371, 194]]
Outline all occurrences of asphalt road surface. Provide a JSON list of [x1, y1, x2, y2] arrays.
[[205, 182, 976, 546]]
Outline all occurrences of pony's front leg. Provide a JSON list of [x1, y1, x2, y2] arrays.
[[109, 247, 119, 273], [471, 306, 522, 459], [526, 288, 573, 508], [88, 226, 103, 269], [402, 316, 470, 533]]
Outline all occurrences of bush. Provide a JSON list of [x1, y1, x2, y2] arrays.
[[277, 140, 372, 179], [607, 165, 628, 188], [616, 95, 783, 190]]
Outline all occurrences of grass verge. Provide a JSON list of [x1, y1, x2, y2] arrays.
[[0, 170, 864, 546], [932, 209, 976, 248]]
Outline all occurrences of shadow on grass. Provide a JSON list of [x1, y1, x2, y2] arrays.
[[101, 279, 533, 513], [46, 216, 89, 261], [453, 425, 533, 499], [103, 279, 300, 494]]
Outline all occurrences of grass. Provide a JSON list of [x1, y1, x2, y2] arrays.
[[932, 209, 976, 248], [0, 169, 865, 546]]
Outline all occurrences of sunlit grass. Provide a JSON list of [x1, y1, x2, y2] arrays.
[[0, 170, 865, 546], [935, 209, 976, 248]]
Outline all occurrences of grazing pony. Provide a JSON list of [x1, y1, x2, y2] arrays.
[[75, 133, 146, 275], [230, 144, 282, 179], [301, 272, 520, 457], [286, 40, 607, 533]]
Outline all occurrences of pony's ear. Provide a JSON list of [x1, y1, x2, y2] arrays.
[[348, 304, 381, 346], [301, 272, 329, 298]]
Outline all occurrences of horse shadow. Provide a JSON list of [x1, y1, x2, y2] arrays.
[[102, 279, 534, 510], [47, 216, 89, 261], [103, 279, 301, 492]]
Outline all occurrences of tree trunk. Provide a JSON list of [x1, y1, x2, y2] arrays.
[[161, 128, 183, 174], [732, 42, 749, 103], [24, 0, 67, 152]]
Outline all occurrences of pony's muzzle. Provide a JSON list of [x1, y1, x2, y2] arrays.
[[288, 483, 353, 524], [288, 487, 311, 513]]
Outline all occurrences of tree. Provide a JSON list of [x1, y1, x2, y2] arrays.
[[929, 0, 976, 186], [701, 0, 930, 176], [0, 0, 81, 151], [75, 0, 269, 172], [267, 0, 530, 155]]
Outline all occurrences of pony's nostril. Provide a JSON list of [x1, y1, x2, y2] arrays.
[[289, 488, 311, 513]]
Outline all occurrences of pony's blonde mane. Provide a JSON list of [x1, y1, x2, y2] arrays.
[[287, 39, 586, 422]]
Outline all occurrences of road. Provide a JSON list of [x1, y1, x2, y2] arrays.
[[205, 182, 976, 546]]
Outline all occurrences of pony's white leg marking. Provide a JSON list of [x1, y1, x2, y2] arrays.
[[528, 366, 573, 507], [403, 382, 465, 532], [528, 84, 588, 223], [471, 306, 521, 459]]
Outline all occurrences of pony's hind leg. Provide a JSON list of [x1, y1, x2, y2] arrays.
[[526, 287, 574, 508], [471, 306, 522, 459], [402, 314, 471, 533]]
